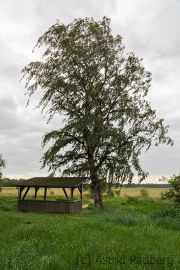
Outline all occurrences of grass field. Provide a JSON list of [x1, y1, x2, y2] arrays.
[[0, 188, 180, 270], [1, 186, 167, 198]]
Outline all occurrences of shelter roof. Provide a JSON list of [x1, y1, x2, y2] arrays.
[[16, 177, 89, 188]]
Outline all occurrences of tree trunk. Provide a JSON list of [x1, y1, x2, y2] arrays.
[[88, 153, 103, 207], [91, 181, 103, 208]]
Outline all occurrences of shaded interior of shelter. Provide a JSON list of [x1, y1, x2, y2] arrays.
[[16, 177, 88, 214]]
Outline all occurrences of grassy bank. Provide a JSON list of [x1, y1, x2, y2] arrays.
[[0, 193, 180, 270]]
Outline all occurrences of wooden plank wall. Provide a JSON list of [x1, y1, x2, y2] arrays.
[[17, 199, 82, 213], [72, 200, 82, 213]]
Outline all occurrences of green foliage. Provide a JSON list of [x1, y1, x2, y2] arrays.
[[150, 204, 180, 231], [126, 195, 139, 204], [151, 205, 180, 219], [0, 153, 5, 170], [0, 196, 17, 211], [160, 174, 180, 202], [86, 188, 94, 199], [115, 189, 121, 197], [107, 189, 114, 197], [160, 188, 175, 200], [0, 173, 4, 193], [87, 203, 95, 210], [49, 189, 55, 196], [21, 16, 173, 207], [140, 188, 149, 198]]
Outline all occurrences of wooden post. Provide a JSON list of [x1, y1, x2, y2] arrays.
[[22, 187, 30, 200], [70, 188, 74, 201], [19, 187, 25, 199], [78, 184, 82, 199], [62, 188, 69, 200], [70, 188, 75, 214], [44, 187, 47, 201], [17, 188, 20, 199], [34, 187, 39, 199]]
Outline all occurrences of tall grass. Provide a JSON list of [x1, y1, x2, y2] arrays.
[[0, 195, 179, 269]]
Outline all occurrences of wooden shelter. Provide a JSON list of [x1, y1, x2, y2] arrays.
[[16, 177, 88, 214]]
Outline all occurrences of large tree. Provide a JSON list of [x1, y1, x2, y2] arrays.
[[0, 153, 5, 171], [21, 17, 173, 207], [0, 153, 6, 192]]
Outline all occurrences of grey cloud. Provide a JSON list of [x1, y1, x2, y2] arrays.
[[140, 142, 180, 176], [0, 0, 180, 181], [0, 95, 20, 130]]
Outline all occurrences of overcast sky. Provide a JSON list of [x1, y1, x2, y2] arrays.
[[0, 0, 179, 183]]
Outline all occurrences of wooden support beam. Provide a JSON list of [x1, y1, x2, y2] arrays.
[[44, 187, 47, 201], [22, 187, 30, 200], [78, 184, 82, 199], [62, 188, 69, 200], [19, 187, 25, 199], [17, 188, 20, 199], [70, 188, 75, 214], [70, 188, 74, 201], [34, 187, 39, 199]]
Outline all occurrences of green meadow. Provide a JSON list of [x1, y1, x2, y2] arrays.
[[0, 188, 180, 270]]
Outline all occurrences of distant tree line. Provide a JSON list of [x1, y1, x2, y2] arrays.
[[1, 178, 170, 188], [123, 183, 170, 188], [1, 178, 26, 187], [83, 181, 171, 190]]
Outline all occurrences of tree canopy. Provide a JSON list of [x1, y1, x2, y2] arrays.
[[159, 174, 180, 202], [0, 153, 6, 192], [21, 17, 173, 206], [0, 153, 5, 172]]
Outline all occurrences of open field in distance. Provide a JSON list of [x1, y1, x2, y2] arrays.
[[1, 187, 168, 198]]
